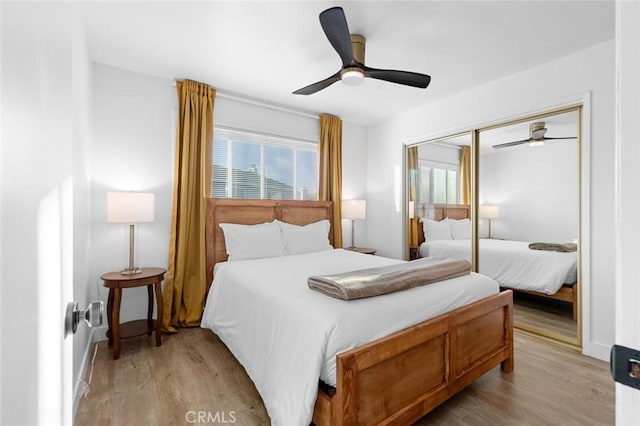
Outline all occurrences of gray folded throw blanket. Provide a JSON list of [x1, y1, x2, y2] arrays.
[[307, 257, 471, 300], [528, 242, 577, 252]]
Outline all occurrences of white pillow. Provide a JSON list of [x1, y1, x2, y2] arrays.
[[449, 218, 471, 240], [219, 220, 285, 261], [422, 218, 452, 241], [279, 219, 333, 255]]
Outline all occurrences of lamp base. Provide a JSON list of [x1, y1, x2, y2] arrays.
[[121, 267, 143, 275]]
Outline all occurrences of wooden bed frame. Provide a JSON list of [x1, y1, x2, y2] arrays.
[[205, 198, 513, 425], [417, 204, 577, 321]]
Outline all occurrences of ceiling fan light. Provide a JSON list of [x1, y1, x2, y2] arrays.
[[529, 139, 545, 147], [341, 68, 364, 86]]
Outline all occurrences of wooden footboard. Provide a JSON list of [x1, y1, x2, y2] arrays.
[[313, 290, 513, 425]]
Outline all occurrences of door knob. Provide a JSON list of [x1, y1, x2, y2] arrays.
[[64, 301, 104, 338]]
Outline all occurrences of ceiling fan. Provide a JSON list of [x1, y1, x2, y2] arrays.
[[292, 6, 431, 95], [492, 122, 576, 149]]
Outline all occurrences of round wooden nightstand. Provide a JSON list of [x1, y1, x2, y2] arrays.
[[101, 267, 166, 360], [345, 247, 377, 255]]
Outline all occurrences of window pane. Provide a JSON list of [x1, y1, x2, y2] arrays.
[[232, 141, 261, 199], [211, 128, 319, 201], [419, 166, 431, 204], [212, 138, 228, 198], [447, 170, 458, 204], [264, 145, 293, 199], [433, 168, 447, 203], [296, 150, 317, 200]]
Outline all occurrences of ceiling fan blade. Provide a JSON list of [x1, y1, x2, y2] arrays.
[[492, 138, 532, 149], [292, 71, 341, 95], [319, 7, 354, 67], [364, 66, 431, 88], [543, 136, 577, 140]]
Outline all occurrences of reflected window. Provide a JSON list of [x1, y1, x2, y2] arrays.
[[417, 161, 459, 205]]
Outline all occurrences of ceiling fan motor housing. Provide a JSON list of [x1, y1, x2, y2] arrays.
[[340, 35, 366, 85], [350, 34, 366, 64], [529, 122, 547, 146]]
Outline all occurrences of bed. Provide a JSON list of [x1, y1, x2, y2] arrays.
[[203, 198, 513, 425], [417, 204, 578, 321]]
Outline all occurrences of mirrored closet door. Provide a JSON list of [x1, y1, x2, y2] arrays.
[[405, 105, 582, 347], [406, 132, 473, 264], [477, 107, 581, 346]]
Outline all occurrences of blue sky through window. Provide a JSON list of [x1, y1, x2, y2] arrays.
[[212, 133, 317, 200]]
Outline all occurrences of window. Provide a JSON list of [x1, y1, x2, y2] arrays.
[[212, 128, 318, 200], [417, 160, 459, 205]]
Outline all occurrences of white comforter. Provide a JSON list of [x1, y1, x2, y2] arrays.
[[419, 239, 577, 294], [201, 249, 498, 426]]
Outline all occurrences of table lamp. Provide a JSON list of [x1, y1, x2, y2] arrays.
[[107, 191, 155, 274], [342, 199, 366, 248]]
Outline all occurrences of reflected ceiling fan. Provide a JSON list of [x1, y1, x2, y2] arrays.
[[292, 6, 431, 95], [492, 122, 576, 149]]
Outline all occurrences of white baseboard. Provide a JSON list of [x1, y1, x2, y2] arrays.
[[72, 325, 107, 419], [583, 340, 611, 362]]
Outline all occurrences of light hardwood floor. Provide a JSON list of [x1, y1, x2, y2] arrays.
[[75, 327, 613, 426], [513, 292, 578, 341]]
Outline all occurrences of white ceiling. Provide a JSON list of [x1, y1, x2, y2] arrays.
[[80, 1, 614, 126]]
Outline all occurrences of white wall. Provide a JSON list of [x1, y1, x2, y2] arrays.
[[367, 40, 615, 358], [480, 140, 578, 242], [91, 64, 175, 324], [340, 122, 368, 247], [1, 3, 92, 424]]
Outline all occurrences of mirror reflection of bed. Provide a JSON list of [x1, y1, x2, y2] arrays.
[[478, 108, 580, 344], [416, 204, 578, 343], [406, 106, 581, 346]]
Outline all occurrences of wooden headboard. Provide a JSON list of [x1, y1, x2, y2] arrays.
[[417, 204, 470, 245], [205, 198, 334, 290]]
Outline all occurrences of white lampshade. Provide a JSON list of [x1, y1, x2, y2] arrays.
[[107, 192, 155, 224], [342, 199, 366, 220], [408, 201, 415, 219], [479, 205, 499, 219]]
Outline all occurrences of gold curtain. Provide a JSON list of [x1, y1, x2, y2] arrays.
[[318, 114, 343, 248], [408, 146, 420, 247], [459, 146, 471, 205], [162, 80, 216, 332]]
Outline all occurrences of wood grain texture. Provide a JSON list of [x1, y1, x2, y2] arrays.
[[75, 327, 613, 426]]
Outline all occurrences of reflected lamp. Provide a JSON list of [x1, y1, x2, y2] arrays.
[[479, 205, 499, 239]]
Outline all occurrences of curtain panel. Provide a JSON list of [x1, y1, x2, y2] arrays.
[[318, 114, 344, 248], [459, 145, 471, 205], [163, 80, 215, 332], [407, 146, 420, 248]]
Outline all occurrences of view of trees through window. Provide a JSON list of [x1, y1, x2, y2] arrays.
[[212, 129, 318, 200]]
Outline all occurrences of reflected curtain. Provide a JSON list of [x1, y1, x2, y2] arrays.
[[459, 146, 471, 205], [408, 146, 420, 247], [163, 80, 216, 332], [318, 114, 343, 248]]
